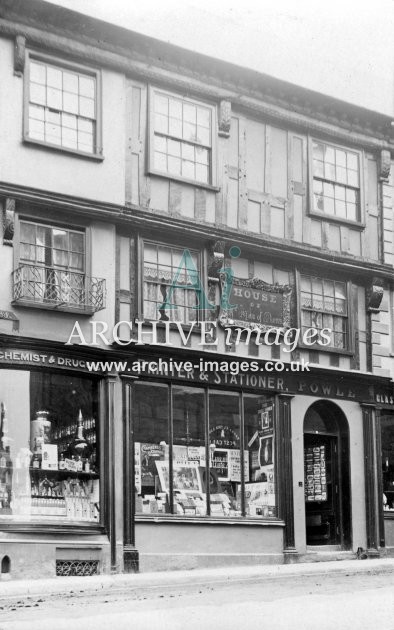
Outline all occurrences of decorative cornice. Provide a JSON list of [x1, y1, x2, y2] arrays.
[[13, 33, 24, 74], [218, 100, 231, 137], [379, 149, 391, 181], [366, 278, 384, 313], [2, 197, 15, 245], [1, 182, 394, 282], [0, 16, 393, 150]]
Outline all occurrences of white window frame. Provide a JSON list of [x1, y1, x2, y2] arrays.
[[141, 239, 202, 324], [148, 86, 217, 188], [24, 51, 103, 159], [308, 137, 364, 227]]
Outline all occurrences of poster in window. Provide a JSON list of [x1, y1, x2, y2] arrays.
[[156, 460, 202, 493], [258, 436, 273, 467], [140, 443, 165, 488]]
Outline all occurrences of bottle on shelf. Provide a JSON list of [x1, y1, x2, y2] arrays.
[[71, 410, 90, 460], [32, 453, 40, 469], [59, 453, 66, 470]]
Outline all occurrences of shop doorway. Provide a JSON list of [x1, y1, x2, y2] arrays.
[[303, 401, 351, 548]]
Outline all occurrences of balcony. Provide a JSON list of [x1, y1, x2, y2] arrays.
[[12, 265, 106, 315]]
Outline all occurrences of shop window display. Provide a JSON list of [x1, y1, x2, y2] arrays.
[[381, 414, 394, 512], [0, 370, 99, 523], [133, 382, 277, 519]]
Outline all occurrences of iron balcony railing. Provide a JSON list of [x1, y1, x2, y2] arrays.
[[12, 264, 106, 314]]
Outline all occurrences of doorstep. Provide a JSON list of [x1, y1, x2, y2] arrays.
[[1, 558, 394, 607]]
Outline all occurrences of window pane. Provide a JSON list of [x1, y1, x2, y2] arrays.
[[63, 113, 77, 129], [79, 97, 95, 119], [154, 151, 167, 171], [144, 243, 157, 264], [181, 143, 194, 161], [197, 126, 210, 146], [168, 156, 181, 175], [168, 139, 181, 157], [314, 161, 324, 177], [336, 200, 346, 218], [20, 222, 36, 245], [183, 122, 197, 142], [29, 118, 45, 140], [47, 67, 62, 89], [183, 103, 196, 123], [312, 278, 323, 295], [381, 415, 394, 511], [77, 131, 93, 153], [0, 370, 100, 523], [168, 117, 182, 137], [45, 122, 61, 145], [182, 160, 195, 180], [347, 204, 357, 221], [168, 98, 182, 119], [244, 396, 277, 518], [79, 76, 95, 98], [301, 276, 311, 292], [324, 162, 335, 180], [63, 72, 78, 94], [172, 387, 206, 516], [155, 94, 168, 115], [29, 104, 45, 121], [347, 153, 358, 170], [30, 83, 46, 106], [325, 146, 335, 163], [133, 383, 170, 514], [63, 92, 78, 114], [336, 166, 347, 184], [47, 87, 62, 109], [313, 142, 324, 160], [70, 232, 84, 254], [62, 127, 78, 149], [196, 146, 209, 165], [347, 170, 359, 187], [209, 392, 241, 517], [155, 114, 168, 134], [154, 135, 166, 153], [30, 62, 46, 84], [195, 164, 209, 183], [336, 150, 346, 167]]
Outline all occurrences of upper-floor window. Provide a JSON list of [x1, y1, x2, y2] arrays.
[[13, 219, 105, 314], [300, 274, 349, 350], [143, 241, 200, 323], [312, 141, 360, 223], [150, 89, 214, 185], [20, 221, 85, 273], [26, 55, 100, 156]]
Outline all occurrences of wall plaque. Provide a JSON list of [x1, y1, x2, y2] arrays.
[[218, 276, 292, 333]]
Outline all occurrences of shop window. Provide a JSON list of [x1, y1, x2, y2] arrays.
[[133, 382, 277, 519], [149, 88, 214, 185], [381, 414, 394, 512], [13, 220, 105, 313], [300, 274, 349, 350], [311, 140, 360, 222], [143, 241, 200, 323], [25, 54, 101, 156], [0, 370, 100, 524]]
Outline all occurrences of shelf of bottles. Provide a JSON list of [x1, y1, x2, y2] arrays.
[[0, 404, 99, 522]]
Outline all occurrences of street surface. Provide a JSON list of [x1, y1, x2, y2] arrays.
[[0, 570, 393, 630]]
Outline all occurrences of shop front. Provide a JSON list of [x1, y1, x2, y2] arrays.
[[377, 392, 394, 554], [121, 348, 394, 570], [1, 339, 393, 578], [0, 341, 111, 579]]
